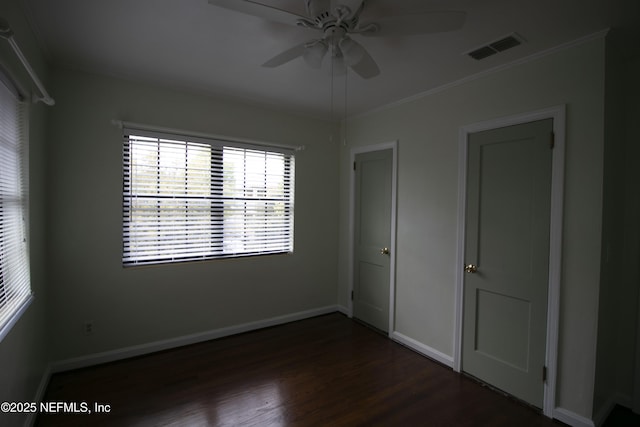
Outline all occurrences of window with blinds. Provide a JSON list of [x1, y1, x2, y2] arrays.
[[122, 131, 295, 266], [0, 74, 32, 341]]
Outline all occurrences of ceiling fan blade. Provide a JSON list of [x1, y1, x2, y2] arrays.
[[262, 43, 307, 67], [208, 0, 307, 26], [305, 0, 330, 18], [359, 11, 466, 37], [338, 36, 365, 66], [339, 0, 365, 19], [347, 44, 379, 79]]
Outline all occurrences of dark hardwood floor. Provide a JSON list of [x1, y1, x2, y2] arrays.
[[603, 405, 640, 426], [37, 313, 566, 426]]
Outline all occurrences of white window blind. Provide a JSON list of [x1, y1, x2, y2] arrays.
[[0, 75, 32, 341], [123, 130, 295, 266]]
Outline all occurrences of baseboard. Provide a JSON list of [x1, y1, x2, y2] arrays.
[[553, 407, 595, 427], [592, 397, 615, 427], [336, 304, 349, 316], [24, 363, 52, 427], [391, 331, 454, 368], [592, 392, 634, 427], [615, 392, 633, 409], [50, 305, 339, 373]]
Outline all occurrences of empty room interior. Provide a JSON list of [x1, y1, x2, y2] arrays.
[[1, 0, 639, 426]]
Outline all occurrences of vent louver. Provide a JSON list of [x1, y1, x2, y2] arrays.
[[466, 33, 524, 60]]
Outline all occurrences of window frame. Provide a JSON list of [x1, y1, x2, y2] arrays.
[[122, 127, 296, 267]]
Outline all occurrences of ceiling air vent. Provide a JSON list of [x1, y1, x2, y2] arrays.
[[466, 33, 525, 60]]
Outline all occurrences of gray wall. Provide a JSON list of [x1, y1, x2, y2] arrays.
[[0, 1, 50, 427], [45, 68, 340, 361], [338, 37, 607, 419], [594, 30, 640, 421], [593, 35, 640, 422]]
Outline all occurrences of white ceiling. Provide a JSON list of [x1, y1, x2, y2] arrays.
[[21, 0, 640, 120]]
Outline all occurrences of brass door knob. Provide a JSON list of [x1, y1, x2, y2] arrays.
[[380, 247, 390, 255], [464, 264, 478, 273]]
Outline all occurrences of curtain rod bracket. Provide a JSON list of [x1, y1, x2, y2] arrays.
[[33, 93, 55, 106]]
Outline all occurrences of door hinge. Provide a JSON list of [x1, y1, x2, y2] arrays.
[[543, 365, 548, 382], [550, 132, 555, 149], [353, 161, 356, 171], [351, 290, 354, 301]]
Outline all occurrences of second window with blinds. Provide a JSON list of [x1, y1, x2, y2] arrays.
[[122, 130, 295, 266]]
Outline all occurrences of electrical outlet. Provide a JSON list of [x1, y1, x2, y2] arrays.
[[83, 321, 94, 335]]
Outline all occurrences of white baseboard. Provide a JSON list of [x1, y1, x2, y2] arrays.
[[50, 305, 339, 373], [592, 392, 634, 427], [553, 407, 595, 427], [391, 331, 454, 368], [336, 305, 349, 316], [24, 364, 51, 427], [592, 397, 615, 427], [616, 393, 633, 409]]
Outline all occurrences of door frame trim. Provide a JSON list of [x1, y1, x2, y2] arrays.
[[453, 105, 566, 417], [348, 141, 398, 336]]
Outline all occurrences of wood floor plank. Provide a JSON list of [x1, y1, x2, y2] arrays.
[[36, 313, 565, 426]]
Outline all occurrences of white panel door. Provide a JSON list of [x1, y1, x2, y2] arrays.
[[353, 149, 392, 332], [462, 119, 553, 408]]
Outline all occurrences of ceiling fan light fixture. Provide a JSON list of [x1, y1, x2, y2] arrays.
[[338, 36, 364, 66], [303, 40, 328, 69], [330, 51, 346, 76]]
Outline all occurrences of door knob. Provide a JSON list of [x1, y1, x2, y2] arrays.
[[380, 247, 390, 255], [464, 264, 478, 273]]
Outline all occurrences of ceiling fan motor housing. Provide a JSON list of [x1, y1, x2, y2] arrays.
[[303, 1, 359, 31]]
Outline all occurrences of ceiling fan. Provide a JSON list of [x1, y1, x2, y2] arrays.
[[208, 0, 466, 79]]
